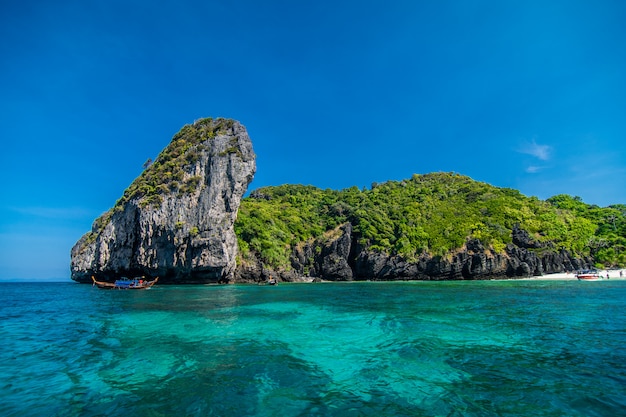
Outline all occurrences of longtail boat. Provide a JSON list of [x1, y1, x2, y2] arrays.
[[92, 276, 158, 289]]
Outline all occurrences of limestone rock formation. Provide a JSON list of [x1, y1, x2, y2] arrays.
[[271, 223, 594, 282], [293, 223, 354, 281], [234, 223, 355, 284], [71, 118, 255, 284]]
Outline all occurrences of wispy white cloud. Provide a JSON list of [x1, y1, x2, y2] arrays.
[[525, 165, 543, 174], [517, 138, 552, 161]]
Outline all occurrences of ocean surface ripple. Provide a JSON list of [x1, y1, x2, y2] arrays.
[[1, 280, 625, 417]]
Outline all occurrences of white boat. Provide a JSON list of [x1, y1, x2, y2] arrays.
[[576, 270, 602, 281]]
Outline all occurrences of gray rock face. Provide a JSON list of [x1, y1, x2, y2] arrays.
[[234, 223, 355, 284], [293, 223, 354, 281], [71, 118, 256, 283], [280, 223, 594, 282]]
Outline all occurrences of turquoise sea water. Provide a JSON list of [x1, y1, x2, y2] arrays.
[[1, 280, 625, 417]]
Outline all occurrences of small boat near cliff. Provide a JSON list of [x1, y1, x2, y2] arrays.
[[92, 276, 158, 289], [576, 270, 602, 281]]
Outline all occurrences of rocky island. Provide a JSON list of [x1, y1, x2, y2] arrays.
[[71, 118, 623, 284], [71, 118, 255, 284]]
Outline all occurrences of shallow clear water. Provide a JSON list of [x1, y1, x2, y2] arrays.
[[1, 280, 625, 416]]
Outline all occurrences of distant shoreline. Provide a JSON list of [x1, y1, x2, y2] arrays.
[[0, 278, 69, 283], [517, 269, 626, 281], [4, 270, 626, 283]]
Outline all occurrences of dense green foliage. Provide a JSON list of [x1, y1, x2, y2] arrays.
[[547, 195, 626, 267], [235, 172, 626, 269]]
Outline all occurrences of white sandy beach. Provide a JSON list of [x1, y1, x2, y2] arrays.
[[522, 269, 626, 280]]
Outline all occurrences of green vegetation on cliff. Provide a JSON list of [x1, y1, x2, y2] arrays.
[[547, 194, 626, 266], [235, 172, 626, 269], [115, 117, 235, 209], [81, 117, 236, 247]]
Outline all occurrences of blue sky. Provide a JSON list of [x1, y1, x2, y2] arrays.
[[1, 0, 625, 280]]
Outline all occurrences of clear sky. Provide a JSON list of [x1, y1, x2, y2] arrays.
[[1, 0, 625, 281]]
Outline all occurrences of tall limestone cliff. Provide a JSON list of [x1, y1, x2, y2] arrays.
[[71, 118, 256, 284]]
